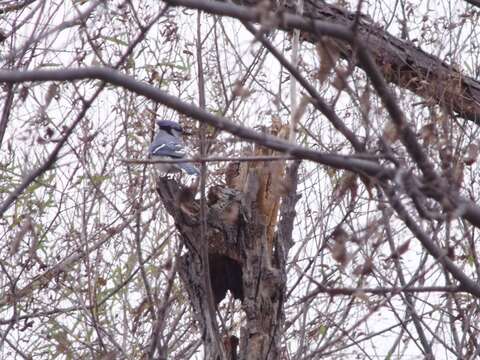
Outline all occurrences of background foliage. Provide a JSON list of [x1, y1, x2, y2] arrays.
[[1, 0, 480, 359]]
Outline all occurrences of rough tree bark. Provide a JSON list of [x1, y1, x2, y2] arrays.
[[156, 147, 300, 359], [287, 0, 480, 123], [168, 0, 480, 124]]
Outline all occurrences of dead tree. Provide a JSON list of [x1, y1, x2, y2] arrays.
[[156, 128, 300, 359]]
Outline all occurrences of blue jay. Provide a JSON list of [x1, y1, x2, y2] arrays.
[[148, 120, 199, 176]]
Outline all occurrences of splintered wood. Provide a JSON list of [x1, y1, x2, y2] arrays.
[[225, 119, 289, 262]]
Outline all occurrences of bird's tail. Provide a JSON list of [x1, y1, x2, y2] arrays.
[[179, 162, 200, 176]]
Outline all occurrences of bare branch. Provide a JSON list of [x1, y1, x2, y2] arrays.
[[166, 0, 480, 124], [0, 67, 385, 177], [0, 0, 36, 15]]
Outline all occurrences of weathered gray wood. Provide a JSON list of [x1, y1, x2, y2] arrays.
[[156, 160, 300, 359]]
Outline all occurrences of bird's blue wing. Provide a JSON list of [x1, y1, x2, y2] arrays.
[[148, 131, 199, 176], [149, 139, 186, 158]]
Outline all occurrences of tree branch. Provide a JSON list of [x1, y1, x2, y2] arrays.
[[5, 66, 479, 300], [465, 0, 480, 8], [0, 67, 385, 177], [301, 285, 466, 299], [3, 67, 480, 234], [0, 0, 36, 15], [166, 0, 480, 124], [384, 184, 480, 298]]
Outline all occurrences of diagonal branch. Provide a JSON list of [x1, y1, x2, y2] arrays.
[[0, 5, 168, 217], [0, 0, 37, 15], [3, 66, 480, 232], [0, 67, 385, 177], [2, 66, 480, 299], [166, 0, 480, 124], [465, 0, 480, 8]]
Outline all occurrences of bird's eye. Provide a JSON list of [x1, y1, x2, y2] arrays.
[[161, 127, 174, 135]]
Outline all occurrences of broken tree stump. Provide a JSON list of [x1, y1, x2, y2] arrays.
[[155, 126, 300, 359]]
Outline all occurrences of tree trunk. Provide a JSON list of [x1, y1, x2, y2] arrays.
[[156, 158, 300, 359]]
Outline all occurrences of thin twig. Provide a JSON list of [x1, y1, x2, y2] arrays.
[[121, 155, 296, 164]]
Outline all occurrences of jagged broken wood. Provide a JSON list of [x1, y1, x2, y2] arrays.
[[155, 158, 300, 359]]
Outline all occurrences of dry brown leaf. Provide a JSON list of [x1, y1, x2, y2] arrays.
[[452, 161, 464, 188], [359, 86, 371, 116], [331, 67, 348, 92], [331, 227, 350, 266], [333, 172, 358, 203], [232, 80, 252, 98], [10, 216, 34, 255], [386, 239, 411, 261], [419, 123, 436, 144], [331, 240, 348, 266], [44, 83, 59, 109], [315, 38, 340, 84], [132, 298, 150, 334], [464, 143, 479, 165], [291, 95, 310, 131], [97, 276, 107, 287], [383, 120, 400, 144], [353, 258, 374, 276]]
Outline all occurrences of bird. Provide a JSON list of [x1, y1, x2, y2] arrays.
[[148, 120, 199, 176]]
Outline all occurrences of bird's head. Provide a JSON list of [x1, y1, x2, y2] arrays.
[[156, 120, 185, 137]]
